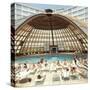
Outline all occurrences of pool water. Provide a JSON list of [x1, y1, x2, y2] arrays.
[[15, 54, 74, 63]]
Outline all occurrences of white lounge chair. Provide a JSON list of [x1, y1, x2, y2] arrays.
[[35, 74, 46, 85], [62, 68, 70, 80], [52, 72, 60, 81]]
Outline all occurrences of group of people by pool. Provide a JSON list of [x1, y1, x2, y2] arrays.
[[11, 56, 88, 87]]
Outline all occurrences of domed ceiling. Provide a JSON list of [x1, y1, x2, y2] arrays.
[[14, 13, 88, 55]]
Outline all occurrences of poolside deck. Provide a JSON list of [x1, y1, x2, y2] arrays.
[[12, 59, 88, 87], [15, 70, 88, 87]]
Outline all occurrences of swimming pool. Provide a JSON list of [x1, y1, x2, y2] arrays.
[[15, 54, 74, 63]]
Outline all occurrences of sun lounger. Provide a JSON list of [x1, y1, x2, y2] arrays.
[[62, 68, 70, 80], [79, 69, 88, 79], [35, 75, 46, 85], [52, 73, 60, 81], [50, 63, 57, 72], [29, 69, 37, 74], [70, 73, 79, 80], [40, 65, 50, 72]]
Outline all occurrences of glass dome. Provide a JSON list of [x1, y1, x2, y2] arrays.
[[15, 13, 88, 56]]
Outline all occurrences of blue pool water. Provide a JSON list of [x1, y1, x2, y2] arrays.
[[15, 54, 74, 63]]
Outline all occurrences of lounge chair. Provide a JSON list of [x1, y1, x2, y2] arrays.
[[62, 68, 70, 81], [40, 65, 50, 72], [29, 68, 37, 74], [35, 74, 46, 85], [52, 72, 60, 81], [15, 68, 33, 82], [79, 69, 88, 79], [50, 63, 56, 72], [70, 73, 79, 80]]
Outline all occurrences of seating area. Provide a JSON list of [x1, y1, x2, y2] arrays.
[[11, 57, 88, 87]]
